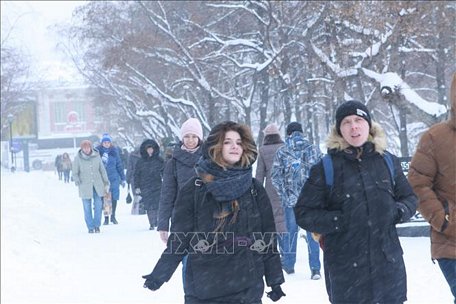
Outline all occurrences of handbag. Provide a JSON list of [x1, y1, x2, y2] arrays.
[[126, 192, 132, 204], [126, 185, 132, 204]]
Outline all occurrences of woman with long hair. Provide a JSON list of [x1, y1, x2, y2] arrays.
[[142, 121, 285, 304]]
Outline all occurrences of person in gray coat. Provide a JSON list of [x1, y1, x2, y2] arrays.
[[72, 140, 110, 233], [255, 123, 286, 234]]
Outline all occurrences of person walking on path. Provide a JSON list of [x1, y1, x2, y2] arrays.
[[157, 117, 203, 291], [134, 139, 164, 230], [271, 122, 322, 279], [408, 73, 456, 302], [97, 133, 126, 225], [158, 118, 204, 243], [255, 123, 287, 246], [126, 145, 141, 214], [61, 152, 72, 183], [55, 154, 63, 181], [72, 140, 110, 233], [142, 121, 286, 304], [294, 100, 417, 303]]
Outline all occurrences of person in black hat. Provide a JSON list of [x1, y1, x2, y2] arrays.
[[271, 121, 322, 279], [294, 100, 417, 303]]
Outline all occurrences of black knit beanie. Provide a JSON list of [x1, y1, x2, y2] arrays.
[[286, 122, 303, 136], [335, 100, 372, 135]]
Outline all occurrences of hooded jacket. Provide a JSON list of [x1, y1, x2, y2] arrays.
[[294, 122, 417, 303], [96, 144, 125, 201], [408, 76, 456, 260], [134, 139, 164, 210]]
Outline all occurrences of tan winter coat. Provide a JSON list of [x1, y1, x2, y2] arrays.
[[72, 148, 110, 199], [408, 74, 456, 259]]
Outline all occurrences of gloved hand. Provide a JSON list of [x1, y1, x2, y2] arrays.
[[266, 285, 285, 302], [135, 188, 141, 195], [142, 273, 162, 291], [121, 181, 126, 188], [395, 202, 411, 223]]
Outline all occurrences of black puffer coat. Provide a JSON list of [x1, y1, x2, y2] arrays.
[[294, 122, 417, 304], [133, 139, 164, 210], [157, 144, 202, 231], [150, 177, 284, 303]]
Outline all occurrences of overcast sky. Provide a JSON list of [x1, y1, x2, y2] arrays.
[[1, 1, 86, 82]]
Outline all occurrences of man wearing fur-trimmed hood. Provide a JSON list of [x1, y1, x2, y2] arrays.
[[294, 100, 417, 303]]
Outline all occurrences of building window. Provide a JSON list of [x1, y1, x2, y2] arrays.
[[53, 102, 66, 124], [73, 101, 85, 122]]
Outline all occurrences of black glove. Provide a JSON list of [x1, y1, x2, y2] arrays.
[[142, 273, 162, 291], [395, 202, 411, 223], [266, 285, 286, 302]]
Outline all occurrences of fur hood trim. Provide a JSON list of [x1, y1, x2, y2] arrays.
[[325, 121, 387, 154]]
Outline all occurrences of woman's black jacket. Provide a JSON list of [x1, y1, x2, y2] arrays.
[[150, 177, 285, 303]]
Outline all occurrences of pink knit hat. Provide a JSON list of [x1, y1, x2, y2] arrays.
[[263, 123, 280, 136], [180, 118, 203, 140]]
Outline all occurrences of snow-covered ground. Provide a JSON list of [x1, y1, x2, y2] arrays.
[[1, 169, 452, 304]]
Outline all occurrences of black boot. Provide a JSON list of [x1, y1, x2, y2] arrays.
[[103, 216, 109, 225], [111, 215, 118, 224]]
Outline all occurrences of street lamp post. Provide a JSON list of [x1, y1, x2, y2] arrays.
[[7, 113, 15, 171]]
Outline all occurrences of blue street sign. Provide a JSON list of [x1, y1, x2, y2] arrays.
[[11, 139, 22, 153]]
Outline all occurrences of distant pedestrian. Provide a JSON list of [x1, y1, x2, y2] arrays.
[[55, 154, 63, 180], [120, 148, 129, 174], [408, 73, 456, 302], [126, 145, 141, 215], [134, 139, 164, 230], [61, 152, 72, 183], [97, 133, 126, 225], [72, 140, 110, 233]]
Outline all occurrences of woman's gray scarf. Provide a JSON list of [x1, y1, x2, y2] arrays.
[[195, 158, 252, 202]]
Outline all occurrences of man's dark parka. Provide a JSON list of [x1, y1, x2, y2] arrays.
[[294, 122, 417, 304]]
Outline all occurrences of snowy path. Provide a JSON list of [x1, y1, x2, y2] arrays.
[[1, 169, 452, 303]]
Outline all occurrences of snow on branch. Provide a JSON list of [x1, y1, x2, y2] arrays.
[[362, 69, 447, 117], [311, 43, 358, 77]]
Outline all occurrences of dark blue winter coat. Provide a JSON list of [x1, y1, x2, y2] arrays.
[[294, 122, 417, 304], [134, 139, 164, 210], [157, 144, 202, 231], [97, 144, 125, 201]]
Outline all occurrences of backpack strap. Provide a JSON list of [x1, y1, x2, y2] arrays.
[[322, 154, 334, 187], [322, 153, 395, 188], [193, 178, 204, 231], [382, 151, 395, 187]]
